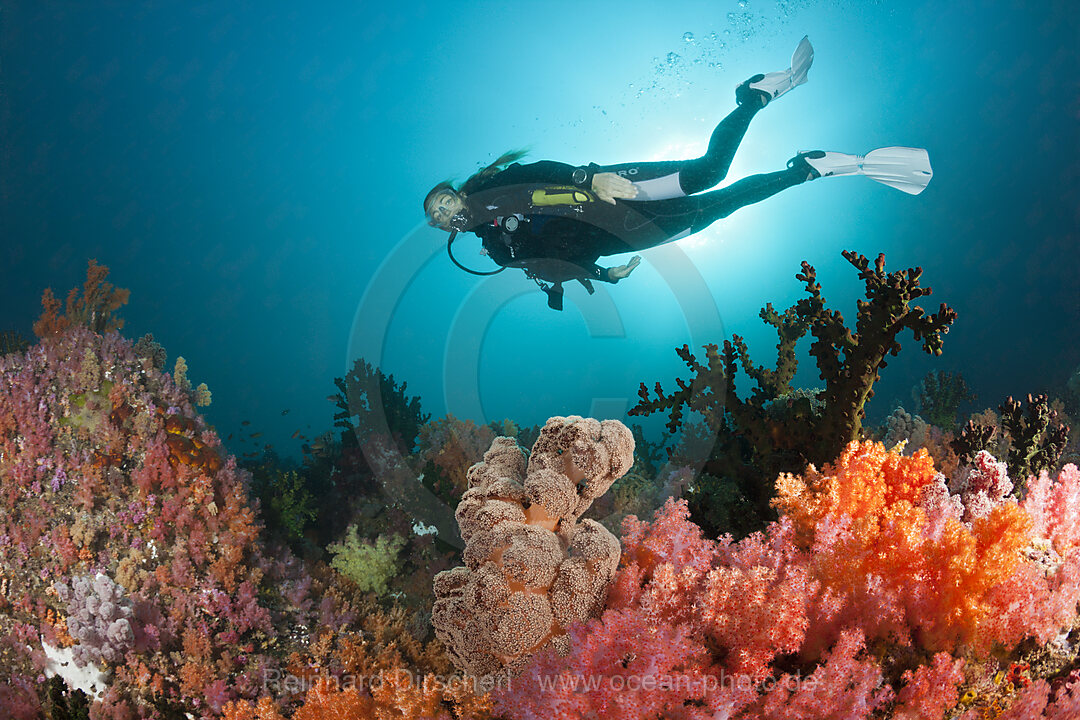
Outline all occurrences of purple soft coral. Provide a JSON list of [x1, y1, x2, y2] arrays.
[[55, 573, 135, 667]]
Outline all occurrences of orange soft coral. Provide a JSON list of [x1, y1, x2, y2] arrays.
[[775, 441, 941, 539], [775, 441, 1032, 654]]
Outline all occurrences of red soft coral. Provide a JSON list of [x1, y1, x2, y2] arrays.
[[892, 652, 965, 720], [755, 629, 891, 720]]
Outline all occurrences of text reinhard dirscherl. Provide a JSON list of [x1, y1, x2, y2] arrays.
[[262, 668, 821, 696]]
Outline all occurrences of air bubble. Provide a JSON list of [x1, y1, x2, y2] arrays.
[[682, 32, 695, 43]]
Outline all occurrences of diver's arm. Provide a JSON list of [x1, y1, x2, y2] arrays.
[[489, 162, 636, 205], [581, 263, 614, 283], [604, 255, 642, 282], [590, 172, 639, 204], [493, 160, 598, 188], [583, 263, 629, 283]]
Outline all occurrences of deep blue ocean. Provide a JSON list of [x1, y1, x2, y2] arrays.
[[2, 0, 1077, 461]]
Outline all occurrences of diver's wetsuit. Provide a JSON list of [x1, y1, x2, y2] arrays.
[[462, 102, 810, 309]]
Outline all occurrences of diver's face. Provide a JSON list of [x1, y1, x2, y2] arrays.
[[426, 190, 467, 231]]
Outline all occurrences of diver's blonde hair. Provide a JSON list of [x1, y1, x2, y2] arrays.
[[423, 149, 530, 214]]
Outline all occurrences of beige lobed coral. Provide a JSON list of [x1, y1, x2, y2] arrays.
[[431, 416, 635, 678]]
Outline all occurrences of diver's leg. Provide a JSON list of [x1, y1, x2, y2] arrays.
[[621, 162, 809, 247], [595, 102, 761, 201], [676, 101, 760, 195]]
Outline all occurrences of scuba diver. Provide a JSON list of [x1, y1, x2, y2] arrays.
[[424, 37, 933, 310]]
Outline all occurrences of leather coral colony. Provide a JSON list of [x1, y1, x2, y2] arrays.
[[431, 416, 635, 677]]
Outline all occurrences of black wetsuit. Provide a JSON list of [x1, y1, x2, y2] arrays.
[[462, 101, 810, 309]]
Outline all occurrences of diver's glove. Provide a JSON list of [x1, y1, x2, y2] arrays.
[[543, 282, 565, 311], [606, 255, 642, 282], [591, 172, 639, 205]]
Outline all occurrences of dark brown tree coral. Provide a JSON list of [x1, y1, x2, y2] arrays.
[[631, 251, 957, 536], [953, 393, 1071, 488]]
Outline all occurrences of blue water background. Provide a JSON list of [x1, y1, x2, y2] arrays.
[[2, 1, 1077, 458]]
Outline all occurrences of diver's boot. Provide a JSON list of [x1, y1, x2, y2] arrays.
[[787, 150, 826, 181], [794, 147, 934, 195], [737, 35, 814, 107]]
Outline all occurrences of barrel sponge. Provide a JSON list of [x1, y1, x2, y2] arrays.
[[431, 416, 635, 678]]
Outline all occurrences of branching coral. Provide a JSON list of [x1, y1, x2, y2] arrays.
[[953, 393, 1071, 487], [332, 358, 429, 453], [33, 259, 130, 338], [630, 251, 957, 537], [914, 370, 976, 431], [431, 416, 634, 678]]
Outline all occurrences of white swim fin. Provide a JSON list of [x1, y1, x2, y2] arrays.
[[799, 147, 934, 195], [738, 35, 814, 106]]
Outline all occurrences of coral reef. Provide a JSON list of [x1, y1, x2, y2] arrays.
[[0, 323, 478, 718], [954, 393, 1071, 488], [54, 573, 136, 667], [0, 330, 30, 357], [431, 416, 634, 678], [33, 259, 130, 338], [630, 251, 957, 537], [914, 369, 976, 431], [497, 441, 1080, 719], [327, 528, 405, 596], [9, 259, 1079, 719], [0, 326, 290, 715]]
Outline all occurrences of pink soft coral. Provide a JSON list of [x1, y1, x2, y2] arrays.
[[754, 629, 892, 720], [951, 450, 1014, 521], [497, 608, 719, 720], [501, 441, 1080, 720], [700, 518, 816, 678], [892, 652, 965, 720]]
